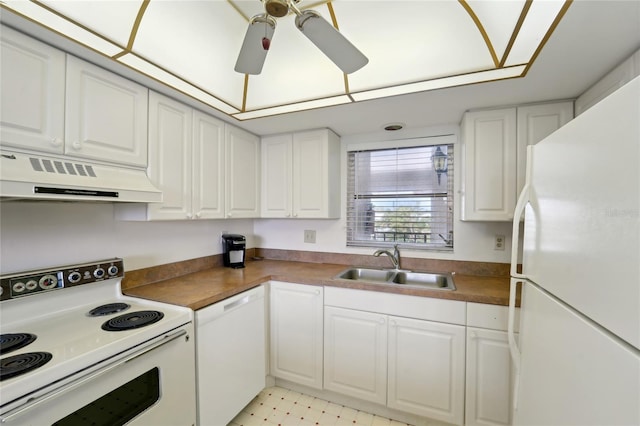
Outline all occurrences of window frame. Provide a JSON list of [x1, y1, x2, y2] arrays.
[[345, 134, 455, 252]]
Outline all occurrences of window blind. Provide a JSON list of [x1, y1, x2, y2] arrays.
[[346, 144, 454, 250]]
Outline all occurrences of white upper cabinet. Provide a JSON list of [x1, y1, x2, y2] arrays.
[[461, 102, 573, 221], [192, 110, 225, 219], [226, 125, 260, 218], [261, 134, 292, 217], [146, 92, 193, 220], [293, 129, 340, 218], [116, 92, 225, 221], [0, 26, 65, 153], [261, 129, 340, 219], [515, 102, 573, 196], [461, 108, 517, 221], [65, 55, 148, 167]]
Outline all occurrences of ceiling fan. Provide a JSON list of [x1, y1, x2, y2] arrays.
[[234, 0, 368, 75]]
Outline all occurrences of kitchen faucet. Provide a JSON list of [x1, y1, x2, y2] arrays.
[[373, 244, 401, 270]]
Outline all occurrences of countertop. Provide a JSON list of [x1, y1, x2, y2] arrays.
[[123, 259, 513, 311]]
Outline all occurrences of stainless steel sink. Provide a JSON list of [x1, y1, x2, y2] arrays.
[[334, 267, 456, 290], [337, 268, 395, 282], [391, 271, 454, 289]]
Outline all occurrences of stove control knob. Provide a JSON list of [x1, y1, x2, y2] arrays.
[[12, 281, 26, 293], [107, 265, 119, 276], [25, 280, 38, 291], [68, 272, 82, 283], [93, 268, 105, 279], [39, 274, 58, 289]]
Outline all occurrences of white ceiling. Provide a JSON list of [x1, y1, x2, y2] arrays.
[[1, 1, 639, 138], [238, 0, 640, 136]]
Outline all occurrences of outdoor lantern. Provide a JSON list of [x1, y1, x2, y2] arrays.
[[432, 146, 448, 185]]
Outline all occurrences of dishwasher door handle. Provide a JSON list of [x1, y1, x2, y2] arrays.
[[224, 295, 252, 311]]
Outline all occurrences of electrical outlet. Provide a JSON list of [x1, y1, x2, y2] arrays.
[[494, 235, 506, 250], [304, 230, 316, 244]]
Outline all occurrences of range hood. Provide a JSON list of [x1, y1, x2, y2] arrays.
[[0, 151, 162, 203]]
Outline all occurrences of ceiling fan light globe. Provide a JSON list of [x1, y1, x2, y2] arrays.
[[295, 10, 368, 74]]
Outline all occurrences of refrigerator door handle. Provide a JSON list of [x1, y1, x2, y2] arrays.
[[510, 146, 533, 279], [508, 277, 522, 411]]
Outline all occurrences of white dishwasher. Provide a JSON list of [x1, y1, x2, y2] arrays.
[[195, 285, 266, 426]]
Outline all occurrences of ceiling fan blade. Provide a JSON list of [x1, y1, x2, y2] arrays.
[[234, 14, 276, 75], [295, 10, 368, 74]]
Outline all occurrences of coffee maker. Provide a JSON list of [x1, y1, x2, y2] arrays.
[[222, 234, 246, 268]]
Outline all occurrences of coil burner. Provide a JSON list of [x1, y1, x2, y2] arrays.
[[0, 352, 53, 381], [101, 311, 164, 332]]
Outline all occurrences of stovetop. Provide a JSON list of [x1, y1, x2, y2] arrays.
[[0, 259, 192, 409]]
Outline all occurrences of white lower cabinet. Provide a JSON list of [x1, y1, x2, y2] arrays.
[[266, 285, 517, 426], [388, 316, 465, 425], [323, 306, 388, 405], [465, 328, 515, 426], [269, 281, 323, 389], [465, 302, 520, 426], [323, 287, 467, 425]]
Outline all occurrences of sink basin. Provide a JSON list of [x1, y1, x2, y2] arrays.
[[337, 268, 395, 282], [334, 268, 456, 291], [392, 271, 454, 289]]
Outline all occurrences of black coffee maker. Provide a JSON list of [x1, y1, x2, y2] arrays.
[[222, 234, 246, 268]]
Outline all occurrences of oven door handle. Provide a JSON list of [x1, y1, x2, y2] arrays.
[[0, 328, 187, 424]]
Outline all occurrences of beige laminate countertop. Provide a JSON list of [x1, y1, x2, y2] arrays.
[[123, 259, 513, 311]]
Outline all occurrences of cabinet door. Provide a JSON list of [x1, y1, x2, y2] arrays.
[[261, 134, 292, 218], [147, 91, 192, 220], [465, 328, 517, 426], [270, 281, 323, 389], [324, 306, 387, 405], [225, 125, 260, 218], [0, 26, 65, 153], [516, 102, 573, 196], [65, 55, 148, 167], [388, 316, 465, 425], [461, 108, 517, 221], [292, 129, 340, 218], [193, 110, 225, 219]]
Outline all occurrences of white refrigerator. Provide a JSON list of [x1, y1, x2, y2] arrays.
[[508, 76, 640, 425]]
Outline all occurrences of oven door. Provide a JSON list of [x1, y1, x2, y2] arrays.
[[0, 324, 196, 426]]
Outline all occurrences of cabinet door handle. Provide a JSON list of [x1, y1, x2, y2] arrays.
[[379, 317, 386, 325], [51, 138, 62, 147], [389, 320, 396, 327], [195, 212, 201, 219], [72, 141, 82, 150]]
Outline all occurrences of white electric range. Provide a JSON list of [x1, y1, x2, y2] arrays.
[[0, 258, 197, 425]]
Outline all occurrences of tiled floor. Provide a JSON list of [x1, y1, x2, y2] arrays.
[[229, 386, 413, 426]]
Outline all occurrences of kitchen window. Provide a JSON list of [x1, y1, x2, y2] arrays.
[[347, 142, 454, 251]]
